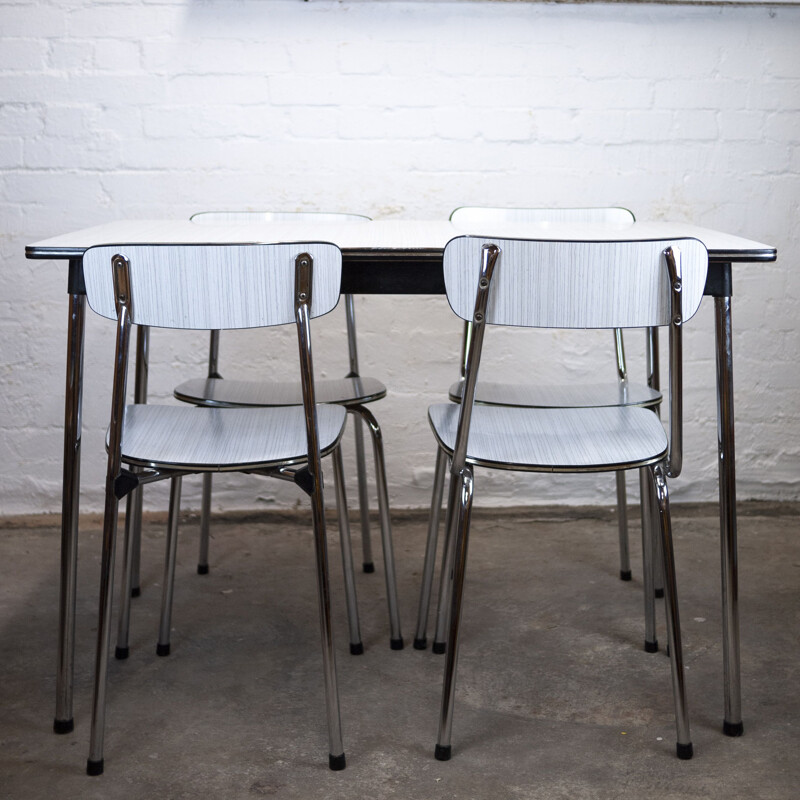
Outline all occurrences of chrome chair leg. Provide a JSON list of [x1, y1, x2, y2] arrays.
[[114, 489, 138, 660], [331, 446, 364, 655], [157, 476, 182, 657], [615, 471, 632, 581], [197, 473, 212, 574], [129, 486, 143, 596], [432, 477, 457, 655], [651, 464, 693, 759], [414, 448, 448, 650], [308, 461, 346, 769], [352, 415, 375, 573], [640, 467, 658, 653], [432, 460, 458, 654], [86, 482, 122, 776], [435, 466, 475, 761], [352, 404, 403, 649]]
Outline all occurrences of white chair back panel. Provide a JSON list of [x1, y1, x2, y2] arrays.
[[443, 236, 707, 329], [450, 206, 635, 227], [82, 243, 342, 328], [190, 211, 370, 225]]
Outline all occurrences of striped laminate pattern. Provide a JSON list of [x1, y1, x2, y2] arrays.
[[428, 403, 669, 473], [448, 379, 661, 409], [443, 237, 708, 328], [119, 404, 347, 470], [82, 243, 342, 328]]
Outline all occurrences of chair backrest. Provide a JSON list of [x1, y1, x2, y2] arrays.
[[82, 243, 342, 329], [443, 236, 707, 330], [190, 211, 370, 225], [450, 206, 635, 227]]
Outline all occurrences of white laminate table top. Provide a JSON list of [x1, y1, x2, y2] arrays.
[[27, 219, 776, 263]]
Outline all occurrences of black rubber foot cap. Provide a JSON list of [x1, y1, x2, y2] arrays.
[[655, 588, 665, 599], [329, 752, 346, 771], [434, 744, 451, 761], [86, 758, 104, 776], [644, 640, 659, 654], [156, 643, 170, 657], [620, 569, 632, 581], [197, 564, 209, 575], [115, 646, 129, 660], [390, 637, 404, 651], [724, 720, 744, 737], [413, 637, 427, 650], [362, 562, 375, 574], [131, 586, 141, 598], [53, 718, 74, 735], [677, 742, 694, 760], [350, 642, 364, 656], [432, 641, 446, 655]]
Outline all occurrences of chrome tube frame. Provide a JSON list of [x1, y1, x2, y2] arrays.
[[331, 445, 364, 655], [344, 293, 375, 572], [294, 253, 345, 769], [435, 466, 474, 760], [128, 325, 149, 595], [613, 328, 627, 382], [198, 329, 221, 573], [715, 292, 743, 736], [413, 447, 448, 649], [87, 254, 134, 775], [664, 246, 684, 479], [451, 244, 500, 474], [639, 467, 658, 652], [54, 268, 86, 734], [156, 476, 183, 656], [434, 244, 499, 757], [349, 403, 404, 649], [651, 463, 693, 758]]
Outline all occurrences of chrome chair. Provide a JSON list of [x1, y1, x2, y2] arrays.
[[431, 235, 706, 762], [82, 242, 351, 774], [170, 211, 403, 651], [414, 206, 663, 652]]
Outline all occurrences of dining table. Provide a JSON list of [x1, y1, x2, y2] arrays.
[[26, 217, 776, 742]]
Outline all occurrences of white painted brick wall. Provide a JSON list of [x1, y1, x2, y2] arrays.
[[1, 0, 798, 516]]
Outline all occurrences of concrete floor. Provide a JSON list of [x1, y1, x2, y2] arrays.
[[1, 502, 797, 799]]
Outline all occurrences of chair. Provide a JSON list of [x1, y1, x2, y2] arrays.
[[82, 242, 351, 774], [172, 211, 403, 651], [414, 206, 663, 652], [430, 235, 706, 762]]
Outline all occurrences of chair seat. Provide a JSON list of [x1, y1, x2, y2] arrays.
[[428, 403, 668, 473], [174, 376, 387, 409], [448, 379, 661, 409], [119, 404, 347, 470]]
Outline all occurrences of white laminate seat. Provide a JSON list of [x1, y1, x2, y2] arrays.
[[428, 404, 668, 472]]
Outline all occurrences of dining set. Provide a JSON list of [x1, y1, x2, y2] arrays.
[[25, 208, 776, 774]]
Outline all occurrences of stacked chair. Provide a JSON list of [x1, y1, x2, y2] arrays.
[[427, 234, 706, 761], [415, 207, 664, 654], [175, 211, 403, 650]]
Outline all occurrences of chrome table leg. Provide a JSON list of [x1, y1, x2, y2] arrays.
[[55, 267, 86, 734], [715, 292, 743, 736]]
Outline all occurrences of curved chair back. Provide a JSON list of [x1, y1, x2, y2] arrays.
[[450, 206, 635, 227], [190, 211, 370, 225], [443, 236, 707, 329], [82, 243, 342, 329]]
